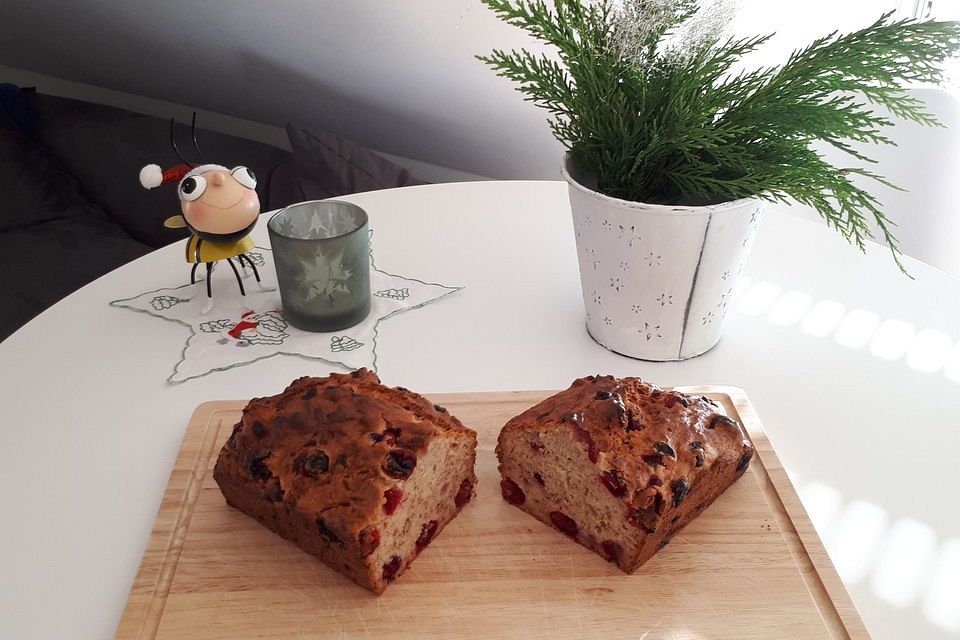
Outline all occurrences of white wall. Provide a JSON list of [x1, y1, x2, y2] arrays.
[[0, 0, 933, 179], [2, 0, 957, 273], [0, 0, 561, 180], [0, 64, 488, 184]]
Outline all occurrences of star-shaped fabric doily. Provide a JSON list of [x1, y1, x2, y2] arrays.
[[111, 242, 461, 383]]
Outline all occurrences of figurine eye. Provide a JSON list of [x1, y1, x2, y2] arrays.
[[179, 175, 206, 201], [231, 166, 257, 189]]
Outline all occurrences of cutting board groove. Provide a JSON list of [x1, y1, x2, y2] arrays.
[[116, 387, 869, 639]]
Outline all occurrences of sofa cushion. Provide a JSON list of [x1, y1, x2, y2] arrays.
[[30, 93, 296, 248], [0, 214, 151, 341], [286, 125, 427, 200], [0, 107, 104, 232]]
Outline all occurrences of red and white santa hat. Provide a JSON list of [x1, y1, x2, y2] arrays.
[[139, 163, 228, 189]]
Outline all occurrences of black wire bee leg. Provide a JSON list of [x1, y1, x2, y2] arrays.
[[236, 252, 250, 275], [240, 253, 275, 291], [191, 262, 200, 284], [226, 257, 246, 296]]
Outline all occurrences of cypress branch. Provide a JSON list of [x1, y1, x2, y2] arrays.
[[478, 0, 960, 272]]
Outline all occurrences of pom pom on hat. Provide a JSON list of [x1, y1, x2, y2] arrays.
[[139, 164, 164, 189]]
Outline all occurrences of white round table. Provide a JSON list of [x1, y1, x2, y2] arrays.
[[1, 182, 958, 640]]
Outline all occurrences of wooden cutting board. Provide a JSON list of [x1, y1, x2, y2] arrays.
[[117, 387, 869, 640]]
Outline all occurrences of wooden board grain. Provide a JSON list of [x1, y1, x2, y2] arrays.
[[117, 387, 870, 640]]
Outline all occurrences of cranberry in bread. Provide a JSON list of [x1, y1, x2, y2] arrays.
[[495, 375, 753, 572], [213, 369, 478, 594]]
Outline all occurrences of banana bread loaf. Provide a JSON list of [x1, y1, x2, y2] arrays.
[[496, 375, 753, 572], [213, 369, 477, 594]]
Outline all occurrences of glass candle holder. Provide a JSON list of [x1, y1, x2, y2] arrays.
[[268, 200, 371, 332]]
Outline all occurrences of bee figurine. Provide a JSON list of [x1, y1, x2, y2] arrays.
[[139, 114, 271, 313]]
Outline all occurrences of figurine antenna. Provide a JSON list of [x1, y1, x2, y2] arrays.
[[169, 118, 192, 166], [190, 112, 208, 164]]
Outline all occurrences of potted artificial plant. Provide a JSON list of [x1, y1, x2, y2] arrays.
[[479, 0, 960, 360]]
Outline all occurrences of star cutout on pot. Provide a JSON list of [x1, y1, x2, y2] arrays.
[[642, 322, 662, 341], [618, 224, 641, 246]]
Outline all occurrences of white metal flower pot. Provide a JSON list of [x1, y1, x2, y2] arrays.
[[562, 156, 765, 361]]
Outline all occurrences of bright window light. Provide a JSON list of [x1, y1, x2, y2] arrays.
[[800, 300, 846, 338], [869, 319, 916, 361], [871, 517, 938, 608], [732, 276, 752, 302], [829, 499, 888, 584], [798, 481, 844, 544], [834, 310, 881, 349], [736, 281, 781, 316], [767, 290, 813, 327], [923, 537, 960, 633], [906, 329, 954, 373], [943, 342, 960, 384]]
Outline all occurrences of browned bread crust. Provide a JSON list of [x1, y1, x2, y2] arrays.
[[496, 375, 753, 572], [213, 369, 477, 593]]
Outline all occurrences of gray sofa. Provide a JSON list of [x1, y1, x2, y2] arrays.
[[0, 85, 424, 341]]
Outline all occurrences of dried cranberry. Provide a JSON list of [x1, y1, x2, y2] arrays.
[[361, 528, 381, 557], [264, 478, 284, 502], [647, 476, 663, 487], [247, 453, 273, 481], [689, 441, 702, 450], [601, 540, 623, 562], [454, 478, 473, 507], [251, 421, 267, 438], [642, 453, 665, 468], [382, 556, 402, 581], [628, 507, 658, 533], [549, 511, 579, 538], [572, 427, 599, 463], [316, 518, 344, 547], [293, 450, 329, 478], [381, 426, 402, 444], [383, 449, 417, 479], [433, 404, 448, 413], [709, 414, 738, 430], [600, 469, 628, 498], [384, 487, 404, 515], [653, 442, 676, 458], [695, 454, 704, 468], [529, 440, 546, 453], [302, 386, 317, 400], [500, 477, 526, 505], [671, 479, 690, 507], [736, 449, 754, 473], [625, 410, 644, 432], [595, 390, 613, 400], [416, 520, 439, 551], [533, 472, 545, 486], [587, 442, 599, 463], [664, 394, 689, 408]]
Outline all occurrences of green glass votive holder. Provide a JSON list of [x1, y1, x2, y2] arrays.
[[268, 200, 371, 332]]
